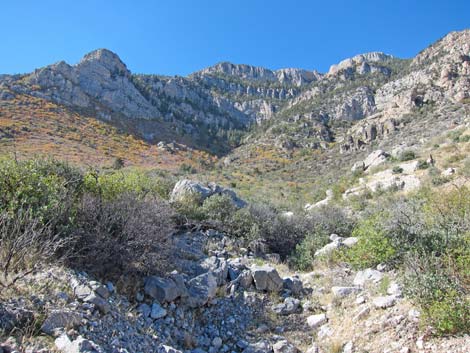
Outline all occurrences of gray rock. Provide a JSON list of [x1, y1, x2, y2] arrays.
[[373, 295, 396, 309], [74, 285, 93, 300], [251, 265, 283, 292], [272, 297, 300, 315], [41, 310, 82, 336], [238, 270, 253, 288], [314, 241, 342, 257], [136, 303, 151, 318], [83, 293, 110, 314], [331, 286, 362, 298], [170, 179, 246, 207], [184, 272, 218, 308], [201, 257, 229, 286], [212, 337, 223, 349], [144, 276, 187, 303], [363, 150, 389, 170], [55, 334, 103, 353], [342, 237, 359, 247], [353, 269, 384, 287], [306, 313, 327, 329], [242, 341, 271, 353], [283, 276, 303, 296], [273, 340, 297, 353], [151, 303, 167, 319]]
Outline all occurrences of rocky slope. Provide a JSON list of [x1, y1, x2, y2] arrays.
[[2, 221, 469, 353]]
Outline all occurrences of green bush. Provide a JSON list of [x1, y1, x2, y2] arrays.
[[0, 157, 82, 222], [83, 169, 170, 200], [417, 160, 429, 170], [201, 194, 237, 222], [392, 166, 403, 174], [399, 150, 416, 161], [290, 231, 329, 271], [340, 215, 396, 269]]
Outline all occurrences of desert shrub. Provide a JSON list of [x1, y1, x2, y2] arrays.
[[340, 214, 397, 269], [446, 153, 465, 164], [0, 210, 69, 288], [417, 160, 429, 170], [70, 193, 175, 294], [0, 157, 82, 223], [224, 207, 260, 240], [201, 194, 237, 222], [83, 169, 170, 200], [243, 204, 314, 258], [404, 253, 470, 335], [290, 206, 355, 270], [399, 150, 416, 161], [392, 166, 403, 174], [172, 193, 207, 222]]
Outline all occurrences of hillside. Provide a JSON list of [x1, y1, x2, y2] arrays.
[[0, 29, 470, 353]]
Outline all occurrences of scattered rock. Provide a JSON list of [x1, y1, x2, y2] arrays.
[[373, 295, 396, 309], [283, 276, 303, 296], [353, 269, 384, 287], [184, 272, 218, 308], [331, 286, 361, 298], [272, 297, 300, 315], [41, 310, 82, 336], [144, 275, 187, 303], [273, 340, 298, 353], [306, 313, 327, 329], [150, 303, 167, 319], [83, 293, 110, 314], [251, 265, 283, 292]]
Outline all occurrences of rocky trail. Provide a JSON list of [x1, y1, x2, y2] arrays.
[[1, 227, 468, 353]]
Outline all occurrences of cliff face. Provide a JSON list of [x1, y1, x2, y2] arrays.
[[1, 30, 469, 154]]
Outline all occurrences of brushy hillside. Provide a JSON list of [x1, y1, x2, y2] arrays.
[[0, 91, 213, 170]]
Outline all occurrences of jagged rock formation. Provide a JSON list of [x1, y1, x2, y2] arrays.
[[1, 30, 469, 156]]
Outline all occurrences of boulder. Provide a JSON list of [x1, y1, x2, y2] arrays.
[[251, 265, 283, 292], [150, 303, 167, 319], [331, 286, 361, 298], [0, 303, 33, 332], [55, 334, 103, 353], [283, 276, 303, 296], [73, 285, 93, 300], [200, 256, 228, 286], [272, 297, 300, 315], [170, 179, 246, 207], [136, 303, 151, 318], [373, 295, 396, 309], [353, 268, 384, 287], [184, 272, 218, 308], [306, 313, 327, 329], [144, 275, 187, 303], [363, 150, 389, 170], [342, 237, 359, 247], [238, 270, 254, 289], [84, 293, 110, 314], [314, 241, 342, 257], [242, 341, 271, 353], [273, 340, 298, 353], [41, 310, 82, 335]]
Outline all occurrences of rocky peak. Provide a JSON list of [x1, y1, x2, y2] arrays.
[[275, 68, 322, 86], [328, 52, 395, 76], [77, 48, 130, 77], [412, 29, 470, 67], [198, 62, 278, 82]]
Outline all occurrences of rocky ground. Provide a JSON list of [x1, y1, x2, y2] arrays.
[[1, 228, 469, 353]]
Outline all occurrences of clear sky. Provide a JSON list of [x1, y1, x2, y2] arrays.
[[1, 0, 469, 76]]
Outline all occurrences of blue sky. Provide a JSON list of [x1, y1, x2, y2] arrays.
[[1, 0, 469, 76]]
